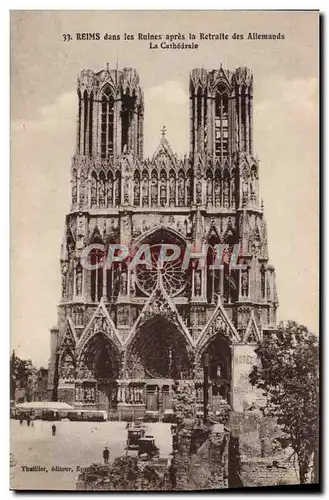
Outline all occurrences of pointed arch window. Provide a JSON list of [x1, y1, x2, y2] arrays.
[[83, 91, 88, 156], [215, 85, 229, 160], [122, 92, 136, 153], [206, 240, 221, 304], [90, 243, 104, 303], [133, 170, 141, 206], [260, 264, 266, 299], [178, 170, 185, 207], [100, 86, 114, 159]]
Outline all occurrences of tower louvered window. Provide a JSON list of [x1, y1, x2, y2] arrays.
[[100, 87, 114, 158], [215, 87, 229, 160]]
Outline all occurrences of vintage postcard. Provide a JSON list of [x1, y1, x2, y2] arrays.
[[10, 10, 319, 491]]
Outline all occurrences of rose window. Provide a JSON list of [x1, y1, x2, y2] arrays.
[[135, 243, 186, 297]]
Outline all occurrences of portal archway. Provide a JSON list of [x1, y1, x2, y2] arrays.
[[126, 315, 193, 412], [198, 335, 231, 408], [76, 333, 120, 409], [127, 315, 192, 380]]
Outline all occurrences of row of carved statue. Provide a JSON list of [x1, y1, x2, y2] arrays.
[[71, 168, 257, 209]]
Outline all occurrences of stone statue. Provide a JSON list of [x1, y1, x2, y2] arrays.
[[215, 178, 221, 205], [75, 266, 83, 295], [223, 178, 229, 208], [196, 180, 202, 204], [242, 178, 249, 207], [169, 175, 175, 206], [134, 177, 140, 205], [151, 177, 157, 205], [160, 178, 166, 206], [79, 170, 86, 207], [178, 175, 184, 205], [231, 177, 235, 207], [207, 177, 212, 204], [124, 180, 129, 203], [186, 176, 191, 205], [142, 175, 148, 206], [91, 175, 97, 207], [99, 179, 105, 207], [61, 262, 68, 299], [114, 178, 119, 205], [120, 269, 127, 295], [107, 176, 113, 206], [130, 268, 136, 296], [195, 269, 201, 297], [72, 173, 77, 205], [241, 269, 249, 297]]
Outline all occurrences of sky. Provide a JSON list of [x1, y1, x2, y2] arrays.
[[10, 10, 319, 367]]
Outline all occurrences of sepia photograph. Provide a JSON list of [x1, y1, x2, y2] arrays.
[[10, 10, 319, 491]]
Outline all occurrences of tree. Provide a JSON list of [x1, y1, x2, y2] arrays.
[[249, 321, 319, 484], [10, 351, 35, 401]]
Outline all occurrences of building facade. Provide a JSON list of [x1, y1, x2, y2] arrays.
[[48, 64, 278, 418]]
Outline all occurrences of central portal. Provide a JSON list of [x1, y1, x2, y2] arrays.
[[129, 315, 192, 380], [122, 315, 193, 417]]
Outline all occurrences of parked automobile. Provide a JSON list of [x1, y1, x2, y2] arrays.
[[137, 436, 160, 460], [126, 426, 146, 451]]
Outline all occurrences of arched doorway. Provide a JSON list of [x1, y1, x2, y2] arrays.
[[127, 315, 193, 412], [198, 335, 231, 412], [77, 333, 120, 410]]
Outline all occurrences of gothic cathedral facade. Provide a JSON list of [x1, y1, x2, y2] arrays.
[[48, 65, 278, 418]]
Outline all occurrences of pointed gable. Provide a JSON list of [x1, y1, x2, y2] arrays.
[[89, 223, 103, 244], [196, 295, 240, 350], [59, 318, 77, 353], [206, 218, 221, 241], [244, 311, 261, 343], [126, 272, 194, 348], [77, 299, 122, 356], [152, 130, 176, 167]]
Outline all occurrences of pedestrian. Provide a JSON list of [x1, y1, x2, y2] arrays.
[[26, 415, 30, 427], [31, 420, 34, 430], [52, 423, 56, 436], [19, 417, 23, 426], [103, 446, 110, 464]]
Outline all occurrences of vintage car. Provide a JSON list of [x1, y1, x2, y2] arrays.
[[126, 426, 146, 451], [137, 436, 160, 460]]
